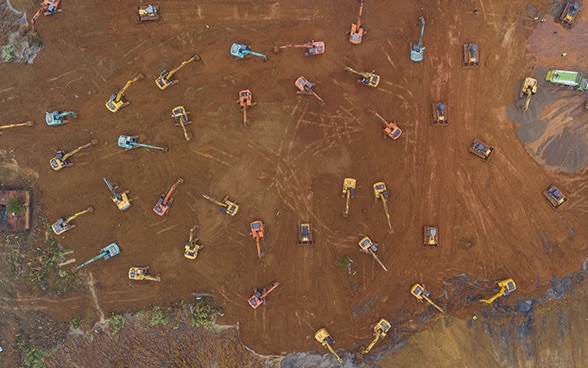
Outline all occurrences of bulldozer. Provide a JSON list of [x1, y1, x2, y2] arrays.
[[366, 109, 402, 139], [348, 0, 365, 45], [373, 182, 393, 231], [230, 43, 267, 61], [105, 73, 144, 113], [155, 53, 200, 90], [362, 318, 391, 354], [128, 267, 161, 282], [75, 243, 120, 270], [410, 17, 426, 62], [137, 4, 159, 23], [202, 194, 239, 216], [247, 281, 279, 309], [153, 178, 184, 216], [344, 67, 380, 88], [298, 222, 314, 245], [432, 102, 448, 125], [52, 206, 94, 235], [410, 283, 445, 313], [463, 43, 480, 68], [118, 135, 168, 151], [519, 77, 537, 112], [543, 185, 568, 209], [314, 328, 343, 363], [237, 90, 256, 127], [184, 226, 204, 260], [480, 278, 516, 304], [423, 226, 439, 246], [50, 139, 98, 171], [171, 106, 192, 141], [469, 139, 494, 162], [295, 76, 325, 106], [276, 40, 325, 56], [45, 111, 76, 126], [342, 177, 357, 218], [250, 220, 265, 258], [103, 177, 131, 211], [0, 121, 34, 135], [358, 236, 388, 271], [31, 0, 62, 32], [559, 1, 581, 28]]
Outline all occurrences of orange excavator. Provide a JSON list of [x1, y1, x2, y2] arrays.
[[349, 0, 366, 44], [238, 90, 256, 127], [250, 220, 265, 258], [31, 0, 62, 32], [153, 178, 183, 216]]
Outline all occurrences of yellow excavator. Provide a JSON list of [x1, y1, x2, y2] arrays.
[[358, 236, 388, 271], [519, 77, 537, 112], [0, 121, 34, 135], [344, 67, 380, 87], [128, 267, 161, 282], [410, 283, 445, 313], [184, 226, 204, 260], [105, 73, 145, 113], [202, 194, 239, 216], [480, 278, 516, 304], [51, 206, 94, 235], [341, 177, 356, 218], [314, 328, 343, 363], [155, 53, 201, 90], [362, 318, 391, 354], [49, 139, 98, 171], [373, 182, 392, 231]]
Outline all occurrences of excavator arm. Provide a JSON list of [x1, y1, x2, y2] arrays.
[[60, 141, 94, 162], [63, 207, 93, 226], [163, 54, 198, 81], [362, 333, 381, 354], [113, 75, 142, 103], [162, 179, 184, 205]]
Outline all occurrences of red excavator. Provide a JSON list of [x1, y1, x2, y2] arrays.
[[31, 0, 62, 32], [238, 90, 256, 127], [247, 281, 279, 309], [153, 178, 184, 216], [250, 220, 265, 258]]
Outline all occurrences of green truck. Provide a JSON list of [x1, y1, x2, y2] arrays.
[[545, 69, 588, 91]]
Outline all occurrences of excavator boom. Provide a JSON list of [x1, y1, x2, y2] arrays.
[[380, 198, 393, 231], [368, 249, 388, 271], [62, 141, 94, 161], [162, 179, 183, 205], [202, 194, 227, 208], [115, 74, 144, 102], [65, 206, 93, 224]]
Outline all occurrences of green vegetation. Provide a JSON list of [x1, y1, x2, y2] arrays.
[[26, 238, 77, 295], [16, 340, 47, 368], [335, 256, 352, 267], [149, 308, 169, 327], [2, 44, 15, 63], [71, 318, 82, 329], [190, 299, 219, 327], [7, 196, 25, 214], [109, 313, 127, 335]]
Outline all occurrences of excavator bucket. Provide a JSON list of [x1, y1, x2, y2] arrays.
[[137, 4, 159, 23]]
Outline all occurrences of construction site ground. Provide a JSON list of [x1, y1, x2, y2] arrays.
[[1, 0, 588, 366]]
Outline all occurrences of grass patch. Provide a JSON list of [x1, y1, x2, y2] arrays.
[[109, 313, 127, 335], [16, 340, 47, 368], [190, 298, 220, 327], [148, 308, 169, 327]]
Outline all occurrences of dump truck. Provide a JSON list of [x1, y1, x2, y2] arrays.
[[545, 69, 588, 91]]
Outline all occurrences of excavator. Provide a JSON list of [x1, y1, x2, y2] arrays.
[[410, 283, 445, 313], [480, 278, 516, 304], [0, 121, 34, 135], [295, 76, 325, 106], [362, 318, 391, 354], [128, 267, 161, 282], [137, 4, 159, 23], [171, 106, 192, 141], [45, 111, 76, 126], [366, 109, 402, 139], [519, 77, 537, 112], [230, 43, 267, 61], [543, 185, 568, 209], [49, 139, 97, 171], [410, 17, 426, 62], [423, 226, 439, 246], [559, 1, 581, 28], [463, 43, 480, 68], [276, 40, 326, 56], [105, 73, 145, 113], [202, 194, 239, 216], [342, 177, 356, 218], [103, 177, 131, 211], [432, 102, 448, 125], [344, 67, 380, 87], [348, 0, 365, 45], [75, 243, 120, 270], [155, 53, 200, 90], [373, 181, 392, 231], [358, 236, 388, 271], [314, 328, 343, 363], [153, 178, 184, 216], [298, 222, 314, 245], [51, 206, 93, 235], [184, 226, 204, 260], [469, 139, 494, 162], [247, 281, 279, 309], [30, 0, 62, 32], [250, 220, 265, 258], [118, 135, 168, 151], [237, 90, 256, 127]]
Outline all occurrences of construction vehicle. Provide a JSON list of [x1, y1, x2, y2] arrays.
[[137, 4, 159, 23], [103, 177, 131, 211], [342, 178, 357, 218], [105, 73, 145, 113], [49, 139, 97, 171], [202, 194, 239, 216], [247, 281, 279, 309], [250, 220, 265, 258], [469, 139, 494, 162], [543, 185, 568, 209], [366, 109, 402, 139], [362, 318, 391, 354], [31, 0, 62, 32], [295, 76, 325, 106], [171, 106, 192, 141], [348, 0, 365, 45], [237, 90, 256, 127], [344, 67, 380, 88], [410, 283, 445, 313], [118, 135, 168, 151], [51, 206, 93, 235], [0, 121, 34, 135], [230, 43, 267, 61], [423, 226, 439, 247], [75, 243, 120, 270], [298, 222, 314, 245], [276, 40, 325, 56], [480, 278, 516, 304], [358, 236, 388, 271], [45, 111, 76, 126], [519, 77, 537, 112], [432, 102, 448, 125], [559, 1, 581, 28], [314, 328, 343, 363], [153, 178, 184, 216], [128, 266, 160, 281], [155, 53, 200, 91], [373, 182, 392, 231], [410, 17, 426, 62], [545, 69, 588, 91], [184, 226, 204, 260], [463, 44, 480, 68]]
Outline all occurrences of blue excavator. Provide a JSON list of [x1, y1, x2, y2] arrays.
[[410, 17, 425, 62], [75, 243, 120, 270], [45, 111, 76, 126], [118, 135, 168, 151], [230, 43, 267, 61]]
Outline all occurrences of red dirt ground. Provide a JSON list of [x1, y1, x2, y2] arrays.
[[2, 0, 587, 359]]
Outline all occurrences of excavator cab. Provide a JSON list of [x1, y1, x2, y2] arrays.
[[432, 102, 448, 125], [137, 4, 159, 23], [45, 111, 76, 126], [298, 222, 314, 245], [559, 1, 581, 28], [362, 318, 391, 354], [543, 185, 568, 209], [128, 267, 161, 282], [469, 139, 494, 162], [250, 220, 265, 258], [184, 226, 204, 260], [342, 177, 357, 218], [238, 90, 256, 127], [314, 328, 344, 363], [51, 206, 94, 235], [463, 43, 480, 68], [348, 0, 365, 45], [247, 281, 279, 309], [423, 226, 439, 246], [480, 278, 516, 304], [171, 106, 192, 141], [153, 178, 184, 216], [105, 73, 145, 113]]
